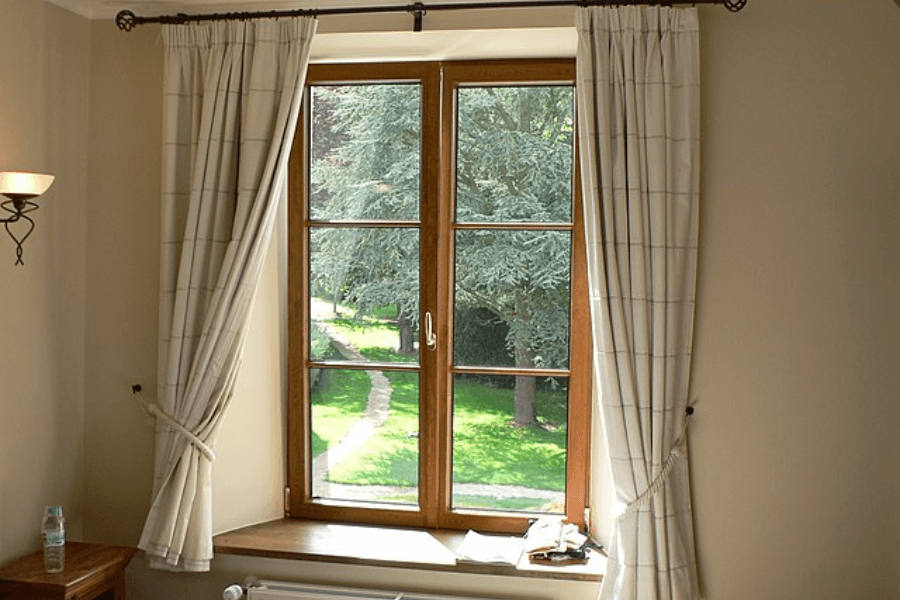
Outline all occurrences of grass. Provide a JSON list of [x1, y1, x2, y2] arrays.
[[452, 380, 567, 491], [328, 316, 409, 359], [310, 369, 369, 456], [311, 299, 567, 503], [327, 370, 420, 487]]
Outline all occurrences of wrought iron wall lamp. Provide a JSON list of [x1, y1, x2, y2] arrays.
[[0, 171, 55, 266]]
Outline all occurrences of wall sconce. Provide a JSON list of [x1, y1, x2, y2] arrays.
[[0, 171, 55, 266]]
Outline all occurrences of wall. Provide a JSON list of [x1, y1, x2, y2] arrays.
[[0, 0, 89, 567], [82, 17, 161, 547], [691, 1, 900, 598]]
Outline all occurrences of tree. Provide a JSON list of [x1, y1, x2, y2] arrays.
[[454, 86, 574, 425], [310, 82, 574, 425], [310, 84, 422, 353]]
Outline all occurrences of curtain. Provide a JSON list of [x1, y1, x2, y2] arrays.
[[575, 6, 700, 600], [138, 17, 316, 572]]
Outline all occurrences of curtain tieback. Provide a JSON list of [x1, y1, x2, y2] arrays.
[[131, 386, 217, 462], [146, 403, 217, 462], [620, 409, 694, 518]]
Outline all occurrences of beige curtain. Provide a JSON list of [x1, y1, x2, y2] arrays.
[[575, 6, 700, 600], [138, 17, 316, 572]]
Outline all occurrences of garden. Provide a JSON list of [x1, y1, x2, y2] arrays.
[[310, 304, 569, 512]]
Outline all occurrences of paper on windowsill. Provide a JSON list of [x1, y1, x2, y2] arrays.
[[454, 530, 524, 566], [523, 516, 587, 554]]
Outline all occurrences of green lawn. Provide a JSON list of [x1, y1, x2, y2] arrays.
[[310, 368, 369, 456], [311, 301, 567, 504]]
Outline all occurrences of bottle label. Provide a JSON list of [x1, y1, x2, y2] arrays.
[[44, 530, 64, 545]]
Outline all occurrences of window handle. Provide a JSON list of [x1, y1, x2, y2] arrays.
[[424, 311, 437, 351]]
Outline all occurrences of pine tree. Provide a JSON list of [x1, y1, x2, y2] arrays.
[[310, 83, 574, 426]]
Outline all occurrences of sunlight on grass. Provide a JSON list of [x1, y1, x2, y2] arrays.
[[451, 495, 552, 511], [452, 379, 567, 491], [311, 369, 369, 456], [326, 376, 566, 492], [330, 317, 401, 354], [311, 299, 567, 501], [328, 371, 419, 487]]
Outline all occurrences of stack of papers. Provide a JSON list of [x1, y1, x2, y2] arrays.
[[454, 530, 524, 566], [523, 517, 590, 565]]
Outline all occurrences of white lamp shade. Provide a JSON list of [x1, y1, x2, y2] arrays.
[[0, 172, 55, 199]]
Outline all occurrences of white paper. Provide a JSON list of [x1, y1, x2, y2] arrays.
[[454, 530, 524, 566]]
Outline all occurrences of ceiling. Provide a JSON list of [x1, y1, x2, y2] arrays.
[[46, 0, 533, 20], [44, 0, 579, 61]]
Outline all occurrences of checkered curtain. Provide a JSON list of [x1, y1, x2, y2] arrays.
[[138, 17, 316, 572], [575, 6, 701, 600]]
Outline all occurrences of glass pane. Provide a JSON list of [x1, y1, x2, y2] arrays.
[[456, 86, 573, 224], [451, 374, 567, 513], [454, 230, 571, 369], [311, 368, 420, 506], [310, 84, 421, 221], [310, 228, 420, 365]]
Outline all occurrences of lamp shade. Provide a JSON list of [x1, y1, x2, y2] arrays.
[[0, 172, 55, 200]]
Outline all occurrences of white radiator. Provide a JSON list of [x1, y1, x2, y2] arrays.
[[224, 580, 506, 600]]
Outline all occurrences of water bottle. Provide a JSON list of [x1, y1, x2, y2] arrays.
[[41, 505, 65, 573]]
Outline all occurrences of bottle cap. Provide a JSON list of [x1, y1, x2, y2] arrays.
[[45, 505, 63, 517]]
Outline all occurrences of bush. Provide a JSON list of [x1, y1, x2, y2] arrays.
[[310, 324, 339, 391], [453, 306, 514, 388]]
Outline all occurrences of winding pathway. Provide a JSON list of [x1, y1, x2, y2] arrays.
[[310, 306, 393, 498]]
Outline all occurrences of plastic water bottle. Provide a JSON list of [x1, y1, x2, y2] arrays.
[[41, 505, 65, 573]]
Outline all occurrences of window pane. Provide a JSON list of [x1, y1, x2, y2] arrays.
[[310, 227, 420, 365], [454, 229, 571, 369], [456, 86, 573, 224], [312, 368, 420, 505], [310, 84, 421, 221], [451, 374, 567, 513]]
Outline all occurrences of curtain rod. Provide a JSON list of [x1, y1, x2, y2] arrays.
[[115, 0, 746, 33]]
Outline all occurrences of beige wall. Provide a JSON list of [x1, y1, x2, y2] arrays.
[[1, 0, 898, 599], [0, 0, 89, 567], [82, 18, 161, 547], [693, 1, 900, 598]]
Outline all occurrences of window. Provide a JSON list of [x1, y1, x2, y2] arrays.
[[288, 60, 590, 534]]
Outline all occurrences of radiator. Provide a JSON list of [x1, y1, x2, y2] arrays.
[[224, 580, 505, 600]]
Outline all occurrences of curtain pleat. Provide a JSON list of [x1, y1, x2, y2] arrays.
[[575, 6, 700, 600], [139, 17, 316, 572]]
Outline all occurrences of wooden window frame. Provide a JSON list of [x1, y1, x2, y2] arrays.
[[288, 59, 590, 534]]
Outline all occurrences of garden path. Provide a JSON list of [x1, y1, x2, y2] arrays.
[[311, 301, 393, 498]]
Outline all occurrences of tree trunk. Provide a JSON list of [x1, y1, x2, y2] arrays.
[[331, 278, 341, 314], [398, 310, 416, 355], [513, 345, 536, 427]]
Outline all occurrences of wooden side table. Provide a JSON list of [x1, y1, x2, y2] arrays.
[[0, 542, 138, 600]]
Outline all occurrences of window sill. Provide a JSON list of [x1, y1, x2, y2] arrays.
[[213, 519, 604, 583]]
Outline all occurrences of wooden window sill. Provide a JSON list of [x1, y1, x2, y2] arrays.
[[213, 519, 604, 583]]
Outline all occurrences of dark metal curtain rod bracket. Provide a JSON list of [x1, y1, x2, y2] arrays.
[[115, 0, 745, 33]]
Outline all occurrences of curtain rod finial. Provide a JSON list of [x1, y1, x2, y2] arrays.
[[722, 0, 747, 12], [116, 9, 136, 31]]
